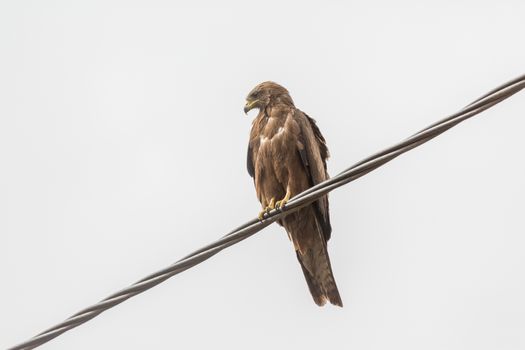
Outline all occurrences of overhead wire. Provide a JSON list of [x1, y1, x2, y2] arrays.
[[8, 73, 525, 350]]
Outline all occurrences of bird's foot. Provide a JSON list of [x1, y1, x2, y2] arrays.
[[275, 190, 291, 210], [258, 198, 275, 220]]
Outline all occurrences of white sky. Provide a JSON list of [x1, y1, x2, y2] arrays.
[[2, 1, 525, 349]]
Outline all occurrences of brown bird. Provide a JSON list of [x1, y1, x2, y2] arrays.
[[244, 81, 342, 307]]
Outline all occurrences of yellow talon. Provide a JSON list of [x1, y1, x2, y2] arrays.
[[267, 197, 275, 210], [258, 198, 275, 220], [275, 189, 291, 210]]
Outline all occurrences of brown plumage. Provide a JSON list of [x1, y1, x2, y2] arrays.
[[244, 81, 342, 307]]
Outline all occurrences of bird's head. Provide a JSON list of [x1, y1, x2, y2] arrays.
[[244, 81, 294, 114]]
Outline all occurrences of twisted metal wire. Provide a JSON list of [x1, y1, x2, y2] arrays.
[[9, 73, 525, 350]]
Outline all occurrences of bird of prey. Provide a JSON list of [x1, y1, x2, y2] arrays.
[[244, 81, 342, 307]]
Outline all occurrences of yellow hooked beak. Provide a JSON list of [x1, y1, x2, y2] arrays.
[[244, 99, 259, 114]]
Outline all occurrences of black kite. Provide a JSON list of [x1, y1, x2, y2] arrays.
[[245, 81, 342, 307]]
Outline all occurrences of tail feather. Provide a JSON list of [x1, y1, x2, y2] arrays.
[[296, 244, 343, 307], [283, 207, 343, 307], [296, 251, 328, 306]]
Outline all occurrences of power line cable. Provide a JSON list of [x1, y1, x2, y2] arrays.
[[8, 73, 525, 350]]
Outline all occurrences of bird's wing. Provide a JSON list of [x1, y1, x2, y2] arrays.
[[295, 109, 332, 241], [247, 143, 255, 178], [247, 121, 264, 205]]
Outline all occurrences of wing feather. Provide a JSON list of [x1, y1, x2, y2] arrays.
[[295, 109, 332, 241], [247, 143, 255, 178]]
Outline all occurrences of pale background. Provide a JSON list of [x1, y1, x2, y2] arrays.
[[1, 1, 525, 349]]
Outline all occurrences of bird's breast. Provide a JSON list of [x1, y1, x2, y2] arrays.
[[260, 118, 287, 143]]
